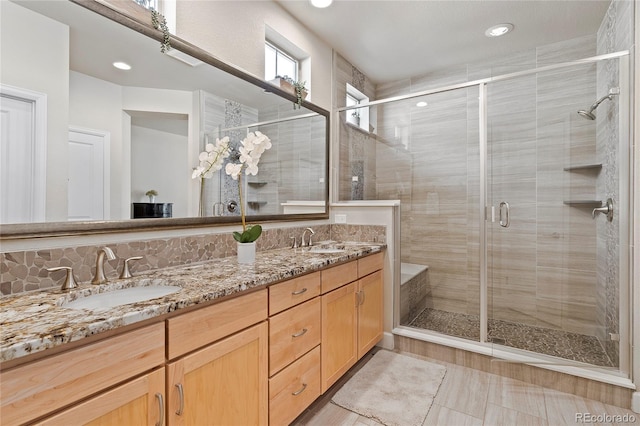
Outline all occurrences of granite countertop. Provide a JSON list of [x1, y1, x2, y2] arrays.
[[0, 241, 384, 363]]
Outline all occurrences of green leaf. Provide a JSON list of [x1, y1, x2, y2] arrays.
[[232, 225, 262, 243], [246, 224, 262, 242]]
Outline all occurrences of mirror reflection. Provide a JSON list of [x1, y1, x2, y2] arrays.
[[0, 0, 328, 228]]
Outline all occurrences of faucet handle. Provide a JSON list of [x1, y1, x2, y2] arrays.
[[120, 256, 143, 279], [47, 266, 79, 291], [290, 236, 299, 249]]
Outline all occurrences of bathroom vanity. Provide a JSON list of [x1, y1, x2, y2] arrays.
[[0, 245, 384, 425]]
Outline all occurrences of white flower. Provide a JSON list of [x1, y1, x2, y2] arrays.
[[245, 161, 259, 176], [225, 163, 242, 180], [192, 136, 231, 179]]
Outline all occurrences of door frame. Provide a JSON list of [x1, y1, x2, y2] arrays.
[[0, 84, 47, 222]]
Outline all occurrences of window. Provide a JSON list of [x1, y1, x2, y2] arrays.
[[346, 84, 369, 131], [133, 0, 159, 10], [265, 42, 298, 82]]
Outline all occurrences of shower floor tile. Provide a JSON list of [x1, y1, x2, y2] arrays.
[[407, 308, 616, 367]]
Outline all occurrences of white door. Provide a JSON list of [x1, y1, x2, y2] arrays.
[[0, 90, 46, 224], [68, 128, 109, 221]]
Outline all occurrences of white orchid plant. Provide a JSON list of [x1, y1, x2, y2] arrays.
[[191, 136, 231, 180], [192, 131, 272, 243]]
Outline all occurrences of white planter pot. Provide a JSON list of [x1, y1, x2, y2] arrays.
[[237, 241, 256, 264]]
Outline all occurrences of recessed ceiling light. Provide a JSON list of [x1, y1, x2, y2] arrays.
[[416, 101, 428, 108], [310, 0, 333, 8], [113, 61, 132, 70], [485, 23, 514, 37]]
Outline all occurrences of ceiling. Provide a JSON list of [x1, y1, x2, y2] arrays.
[[275, 0, 612, 84]]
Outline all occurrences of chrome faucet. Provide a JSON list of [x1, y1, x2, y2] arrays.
[[301, 227, 315, 247], [92, 247, 116, 285]]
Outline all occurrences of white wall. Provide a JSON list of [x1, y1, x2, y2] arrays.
[[70, 80, 197, 220], [69, 71, 124, 219], [1, 1, 69, 222], [175, 1, 333, 110], [131, 122, 188, 218]]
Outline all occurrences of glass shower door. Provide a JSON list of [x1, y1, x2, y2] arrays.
[[485, 56, 629, 370]]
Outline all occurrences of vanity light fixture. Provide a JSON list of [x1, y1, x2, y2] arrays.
[[416, 101, 428, 107], [112, 61, 132, 70], [310, 0, 333, 8], [485, 23, 514, 37]]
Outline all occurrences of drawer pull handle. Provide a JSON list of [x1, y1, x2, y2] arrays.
[[292, 328, 308, 338], [155, 393, 164, 426], [291, 288, 308, 296], [292, 383, 308, 396], [175, 383, 184, 416]]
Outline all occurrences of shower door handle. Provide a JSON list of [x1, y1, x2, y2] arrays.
[[499, 202, 510, 228]]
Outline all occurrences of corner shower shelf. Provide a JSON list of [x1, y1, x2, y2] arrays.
[[563, 200, 602, 207], [563, 163, 602, 172]]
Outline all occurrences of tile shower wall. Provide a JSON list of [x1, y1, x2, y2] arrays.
[[200, 91, 258, 217], [0, 224, 386, 296], [200, 93, 325, 217], [256, 105, 326, 214], [595, 0, 633, 366], [335, 53, 377, 201]]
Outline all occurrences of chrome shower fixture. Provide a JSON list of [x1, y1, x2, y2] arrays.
[[577, 87, 620, 120]]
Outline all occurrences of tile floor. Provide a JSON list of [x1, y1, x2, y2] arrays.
[[293, 349, 638, 426], [407, 308, 615, 367]]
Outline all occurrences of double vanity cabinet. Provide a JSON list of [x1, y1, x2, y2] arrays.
[[1, 251, 384, 426]]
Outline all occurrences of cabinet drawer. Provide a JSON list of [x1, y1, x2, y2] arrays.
[[269, 271, 320, 315], [269, 346, 321, 426], [0, 323, 164, 426], [167, 289, 267, 359], [321, 261, 358, 294], [34, 368, 165, 426], [358, 251, 384, 278], [269, 297, 321, 376]]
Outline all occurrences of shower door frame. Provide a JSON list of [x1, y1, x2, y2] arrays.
[[349, 50, 635, 385], [480, 52, 631, 375]]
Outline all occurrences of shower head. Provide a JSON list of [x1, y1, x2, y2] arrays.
[[577, 87, 620, 120], [577, 109, 596, 120]]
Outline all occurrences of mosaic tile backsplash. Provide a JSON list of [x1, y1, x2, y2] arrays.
[[1, 224, 385, 296]]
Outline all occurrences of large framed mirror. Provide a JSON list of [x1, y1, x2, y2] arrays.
[[0, 0, 329, 238]]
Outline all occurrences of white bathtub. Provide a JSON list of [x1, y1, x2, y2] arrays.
[[400, 262, 429, 286]]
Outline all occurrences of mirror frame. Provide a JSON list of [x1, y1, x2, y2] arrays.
[[1, 0, 330, 239]]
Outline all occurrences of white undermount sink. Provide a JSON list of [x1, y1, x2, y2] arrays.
[[61, 285, 181, 310], [308, 247, 346, 254]]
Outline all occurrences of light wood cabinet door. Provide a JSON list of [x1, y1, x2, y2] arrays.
[[320, 281, 357, 393], [167, 322, 268, 426], [357, 270, 384, 359], [35, 368, 165, 426]]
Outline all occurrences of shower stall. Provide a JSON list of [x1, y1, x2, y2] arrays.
[[337, 47, 632, 380]]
